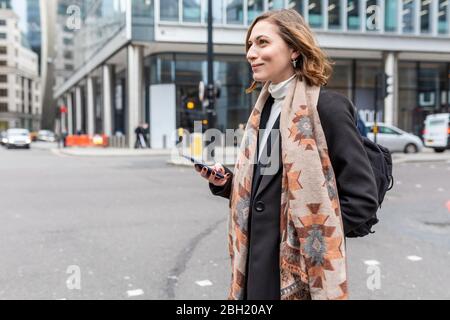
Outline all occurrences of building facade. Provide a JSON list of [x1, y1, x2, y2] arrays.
[[26, 0, 42, 73], [54, 0, 450, 148], [0, 8, 41, 131]]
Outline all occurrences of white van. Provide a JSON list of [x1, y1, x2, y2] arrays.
[[423, 113, 450, 153]]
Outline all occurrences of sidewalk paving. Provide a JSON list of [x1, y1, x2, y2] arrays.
[[49, 145, 450, 165], [51, 147, 173, 157], [392, 148, 450, 164]]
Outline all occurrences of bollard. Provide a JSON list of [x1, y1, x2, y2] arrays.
[[191, 133, 203, 159]]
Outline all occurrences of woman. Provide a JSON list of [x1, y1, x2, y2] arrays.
[[196, 9, 378, 300]]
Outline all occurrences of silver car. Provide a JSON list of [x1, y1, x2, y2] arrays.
[[37, 130, 56, 142], [5, 128, 31, 149], [366, 123, 423, 153]]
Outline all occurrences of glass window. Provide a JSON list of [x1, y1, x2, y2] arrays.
[[175, 54, 205, 84], [402, 0, 416, 34], [183, 0, 201, 23], [328, 0, 342, 30], [248, 0, 264, 25], [327, 59, 353, 98], [64, 51, 73, 59], [366, 0, 380, 32], [355, 60, 383, 111], [201, 0, 224, 24], [63, 38, 73, 45], [288, 0, 304, 15], [438, 0, 448, 34], [226, 0, 244, 24], [268, 0, 285, 10], [385, 0, 398, 32], [420, 0, 432, 34], [133, 0, 154, 19], [150, 54, 175, 84], [347, 0, 360, 30], [380, 126, 401, 134], [308, 0, 323, 28], [418, 63, 447, 110], [368, 126, 399, 134], [160, 0, 179, 21]]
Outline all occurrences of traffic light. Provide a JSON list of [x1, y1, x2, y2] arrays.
[[378, 73, 393, 99], [207, 84, 216, 101], [186, 101, 195, 110]]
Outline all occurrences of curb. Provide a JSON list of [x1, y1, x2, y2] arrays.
[[49, 147, 450, 165], [392, 155, 450, 164], [50, 148, 173, 157]]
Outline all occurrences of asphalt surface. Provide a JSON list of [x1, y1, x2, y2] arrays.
[[0, 143, 449, 300]]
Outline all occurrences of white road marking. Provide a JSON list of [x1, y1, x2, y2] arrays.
[[407, 256, 423, 262], [126, 289, 144, 297], [196, 280, 213, 287], [437, 188, 444, 192], [415, 184, 422, 188], [364, 260, 380, 266], [396, 181, 402, 185]]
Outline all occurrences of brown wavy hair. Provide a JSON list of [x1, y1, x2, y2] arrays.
[[245, 9, 333, 93]]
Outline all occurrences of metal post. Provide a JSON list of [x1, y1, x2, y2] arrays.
[[207, 0, 215, 131], [374, 73, 379, 144], [207, 0, 215, 160]]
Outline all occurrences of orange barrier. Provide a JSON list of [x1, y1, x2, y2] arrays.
[[65, 135, 109, 147]]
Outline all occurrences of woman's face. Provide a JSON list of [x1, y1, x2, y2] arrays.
[[247, 20, 298, 84]]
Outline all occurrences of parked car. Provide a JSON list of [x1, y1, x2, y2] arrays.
[[37, 130, 56, 142], [0, 131, 7, 146], [366, 122, 423, 153], [423, 113, 450, 153], [5, 128, 31, 149]]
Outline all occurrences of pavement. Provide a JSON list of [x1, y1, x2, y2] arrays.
[[47, 143, 450, 166], [1, 143, 450, 300]]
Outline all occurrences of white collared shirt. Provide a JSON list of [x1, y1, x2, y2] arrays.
[[258, 74, 296, 161]]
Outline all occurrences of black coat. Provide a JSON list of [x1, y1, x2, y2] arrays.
[[210, 88, 379, 300]]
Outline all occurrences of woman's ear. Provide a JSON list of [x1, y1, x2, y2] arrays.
[[291, 51, 300, 61]]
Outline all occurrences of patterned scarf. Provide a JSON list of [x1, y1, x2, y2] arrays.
[[228, 78, 348, 300]]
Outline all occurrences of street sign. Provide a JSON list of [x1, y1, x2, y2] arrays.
[[60, 105, 68, 114]]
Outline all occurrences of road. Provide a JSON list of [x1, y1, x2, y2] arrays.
[[0, 144, 449, 300]]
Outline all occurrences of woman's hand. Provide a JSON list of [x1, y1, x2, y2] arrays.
[[195, 163, 231, 187]]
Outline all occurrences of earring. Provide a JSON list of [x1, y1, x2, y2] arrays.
[[292, 59, 298, 69]]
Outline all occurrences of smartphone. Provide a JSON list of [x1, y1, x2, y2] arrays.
[[181, 155, 225, 179]]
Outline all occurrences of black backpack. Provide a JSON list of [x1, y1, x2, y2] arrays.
[[346, 115, 394, 238], [362, 136, 394, 206]]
